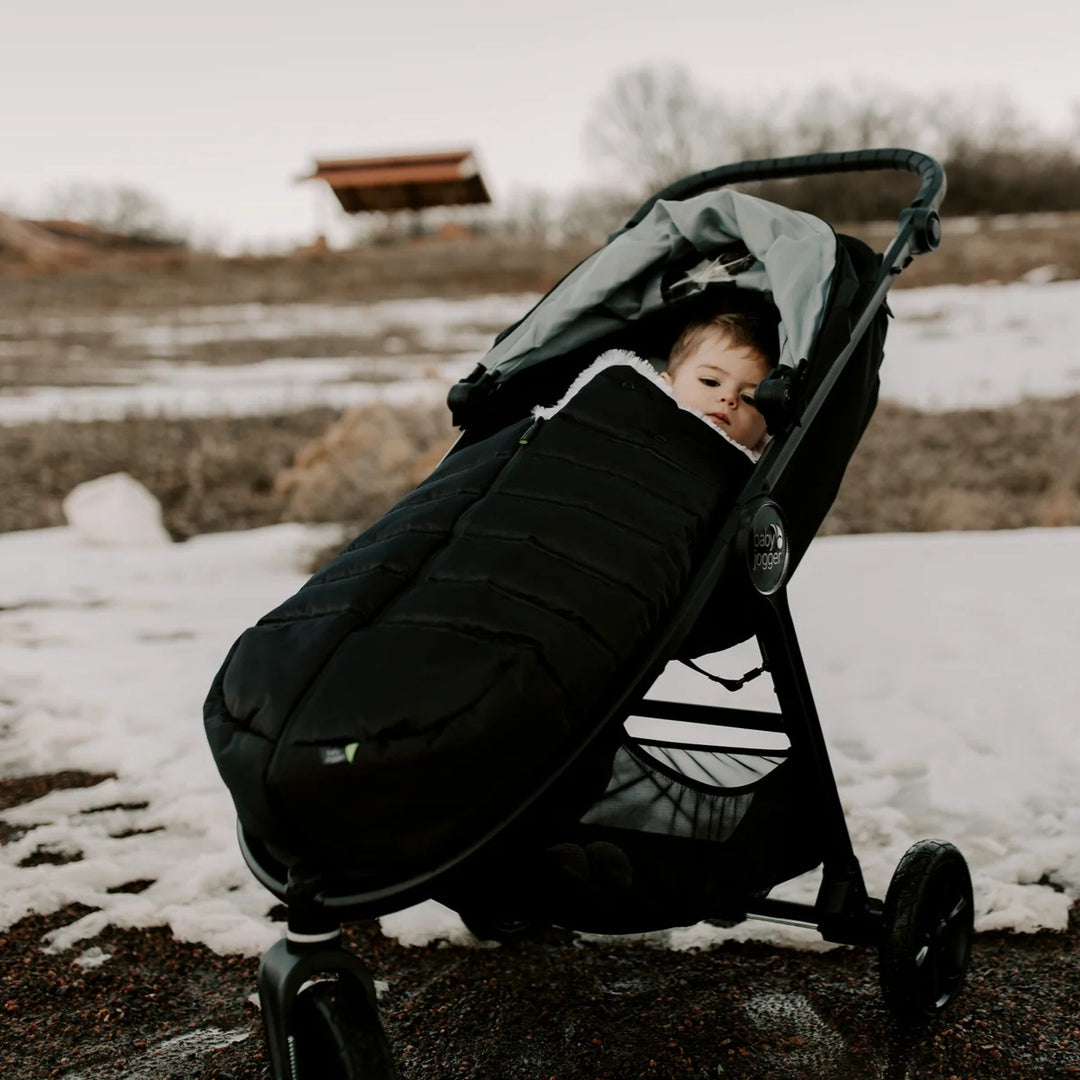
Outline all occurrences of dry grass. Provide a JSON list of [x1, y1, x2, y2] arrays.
[[274, 400, 455, 526], [824, 395, 1080, 534], [0, 411, 336, 538], [3, 393, 1079, 545], [0, 238, 593, 313], [3, 219, 1080, 544], [844, 213, 1080, 290]]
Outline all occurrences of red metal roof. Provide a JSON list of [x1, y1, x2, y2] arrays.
[[305, 149, 491, 214]]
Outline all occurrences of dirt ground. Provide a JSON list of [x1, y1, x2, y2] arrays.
[[1, 764, 1077, 1080], [4, 909, 1079, 1080], [2, 781, 1078, 1080]]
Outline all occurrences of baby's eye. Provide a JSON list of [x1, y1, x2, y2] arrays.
[[699, 377, 720, 387], [740, 393, 759, 411]]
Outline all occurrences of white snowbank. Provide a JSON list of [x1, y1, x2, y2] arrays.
[[62, 473, 172, 546], [1, 277, 1079, 955], [882, 280, 1080, 408], [4, 281, 1080, 424], [0, 521, 1077, 956], [0, 293, 534, 424]]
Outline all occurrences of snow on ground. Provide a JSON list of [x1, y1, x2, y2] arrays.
[[0, 520, 1077, 956], [2, 295, 535, 353], [0, 357, 464, 424], [3, 280, 1080, 424], [1, 277, 1079, 958], [882, 280, 1080, 409], [0, 293, 532, 424]]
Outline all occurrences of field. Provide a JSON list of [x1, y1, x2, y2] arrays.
[[2, 215, 1080, 543]]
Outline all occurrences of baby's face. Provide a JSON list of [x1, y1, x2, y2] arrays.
[[662, 334, 771, 450]]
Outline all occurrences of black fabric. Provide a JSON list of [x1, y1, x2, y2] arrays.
[[438, 754, 824, 934], [770, 234, 888, 561], [204, 366, 754, 880]]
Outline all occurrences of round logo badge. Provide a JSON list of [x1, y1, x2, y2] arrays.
[[747, 500, 789, 595]]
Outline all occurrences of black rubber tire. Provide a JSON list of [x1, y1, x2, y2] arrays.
[[291, 977, 401, 1080], [879, 839, 974, 1026]]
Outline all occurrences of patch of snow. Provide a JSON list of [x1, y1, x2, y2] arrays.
[[882, 280, 1080, 409], [62, 473, 172, 546], [6, 280, 1080, 423], [2, 279, 1080, 956], [378, 901, 476, 948], [0, 360, 464, 425], [73, 945, 111, 969], [0, 522, 1077, 956]]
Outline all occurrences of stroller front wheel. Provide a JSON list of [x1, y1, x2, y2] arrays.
[[878, 839, 974, 1026], [291, 978, 401, 1080]]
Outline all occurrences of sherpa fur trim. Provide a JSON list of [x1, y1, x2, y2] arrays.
[[532, 349, 761, 462]]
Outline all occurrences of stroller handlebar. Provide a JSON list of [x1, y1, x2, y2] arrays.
[[619, 148, 946, 234]]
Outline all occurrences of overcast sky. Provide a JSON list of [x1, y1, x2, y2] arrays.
[[2, 0, 1077, 251]]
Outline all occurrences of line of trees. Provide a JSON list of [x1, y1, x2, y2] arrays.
[[27, 182, 189, 248], [493, 66, 1080, 246], [586, 66, 1080, 217]]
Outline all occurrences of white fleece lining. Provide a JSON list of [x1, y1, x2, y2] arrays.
[[532, 349, 761, 462]]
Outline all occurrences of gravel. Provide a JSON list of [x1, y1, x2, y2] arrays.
[[2, 773, 1079, 1080]]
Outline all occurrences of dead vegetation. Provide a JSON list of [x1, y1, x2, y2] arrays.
[[2, 219, 1080, 544], [0, 237, 592, 312], [824, 396, 1080, 535], [2, 392, 1079, 545], [0, 411, 336, 539], [274, 400, 455, 526]]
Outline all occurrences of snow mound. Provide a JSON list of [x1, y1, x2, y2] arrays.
[[62, 473, 172, 546]]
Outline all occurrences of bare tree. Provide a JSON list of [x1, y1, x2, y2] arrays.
[[495, 187, 558, 244], [557, 186, 643, 246], [767, 81, 932, 155], [583, 64, 731, 193], [41, 182, 186, 243], [581, 72, 1080, 220]]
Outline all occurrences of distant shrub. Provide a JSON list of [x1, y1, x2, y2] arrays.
[[274, 400, 455, 529], [582, 69, 1080, 220]]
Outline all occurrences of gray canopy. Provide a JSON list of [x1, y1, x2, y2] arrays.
[[481, 189, 837, 377]]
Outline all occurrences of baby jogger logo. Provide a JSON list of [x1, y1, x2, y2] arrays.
[[321, 743, 361, 765], [746, 500, 789, 595]]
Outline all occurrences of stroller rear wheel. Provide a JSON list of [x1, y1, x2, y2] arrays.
[[291, 977, 401, 1080], [878, 839, 973, 1026]]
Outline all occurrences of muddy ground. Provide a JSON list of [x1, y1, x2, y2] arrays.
[[2, 771, 1078, 1080], [2, 772, 1079, 1078]]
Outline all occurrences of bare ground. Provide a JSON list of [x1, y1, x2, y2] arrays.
[[2, 771, 1078, 1078], [2, 393, 1079, 544]]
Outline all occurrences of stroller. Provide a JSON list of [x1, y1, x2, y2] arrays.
[[205, 149, 973, 1079]]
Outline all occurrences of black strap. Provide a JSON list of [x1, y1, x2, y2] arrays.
[[679, 657, 768, 692]]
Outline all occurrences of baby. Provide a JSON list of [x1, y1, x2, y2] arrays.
[[661, 310, 779, 454]]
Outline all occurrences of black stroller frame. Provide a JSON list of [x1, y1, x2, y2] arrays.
[[240, 150, 974, 1079]]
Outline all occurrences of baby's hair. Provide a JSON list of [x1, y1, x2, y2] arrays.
[[668, 310, 780, 375]]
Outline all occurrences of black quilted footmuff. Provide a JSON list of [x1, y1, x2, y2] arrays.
[[204, 365, 753, 879]]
